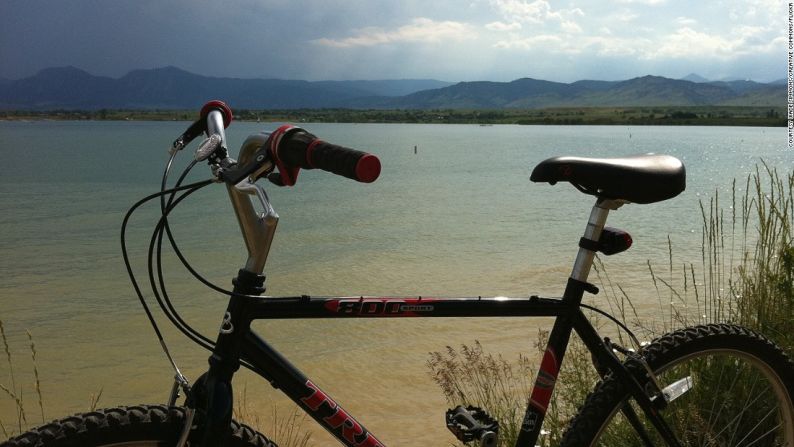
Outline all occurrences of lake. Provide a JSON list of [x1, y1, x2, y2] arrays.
[[0, 121, 789, 445]]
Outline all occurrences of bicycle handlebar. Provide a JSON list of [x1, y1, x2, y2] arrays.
[[219, 124, 381, 187], [172, 100, 233, 152], [268, 125, 381, 186], [173, 101, 380, 188]]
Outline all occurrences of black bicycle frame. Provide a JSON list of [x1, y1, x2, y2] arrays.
[[153, 114, 689, 447], [193, 270, 664, 447]]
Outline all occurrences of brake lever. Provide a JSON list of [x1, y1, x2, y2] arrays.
[[218, 144, 272, 185]]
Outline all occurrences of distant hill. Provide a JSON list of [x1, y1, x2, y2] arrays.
[[313, 79, 455, 97], [681, 73, 710, 83], [0, 66, 452, 110], [358, 75, 783, 109], [0, 66, 784, 110], [718, 85, 788, 106]]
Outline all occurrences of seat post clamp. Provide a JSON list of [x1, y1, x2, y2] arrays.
[[578, 237, 600, 252]]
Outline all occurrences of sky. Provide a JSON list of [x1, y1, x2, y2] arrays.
[[0, 0, 786, 83]]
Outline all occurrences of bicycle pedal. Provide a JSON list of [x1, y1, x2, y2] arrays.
[[445, 405, 499, 447]]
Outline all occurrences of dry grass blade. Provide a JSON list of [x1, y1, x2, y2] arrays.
[[270, 408, 313, 447], [26, 331, 44, 423], [89, 388, 104, 411], [1, 321, 16, 395], [233, 383, 313, 447]]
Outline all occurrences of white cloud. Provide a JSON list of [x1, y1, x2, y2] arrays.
[[644, 25, 782, 60], [490, 0, 554, 24], [489, 0, 583, 24], [494, 34, 583, 53], [561, 20, 582, 34], [614, 0, 667, 4], [586, 35, 647, 57], [486, 21, 522, 31], [494, 34, 558, 49], [674, 16, 697, 26], [305, 0, 783, 81], [312, 18, 474, 48], [488, 0, 585, 39], [612, 10, 639, 22], [648, 27, 732, 58]]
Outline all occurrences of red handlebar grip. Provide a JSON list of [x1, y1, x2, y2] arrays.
[[200, 100, 233, 128], [355, 153, 381, 183]]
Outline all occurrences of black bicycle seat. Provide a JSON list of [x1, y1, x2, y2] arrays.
[[530, 154, 686, 204]]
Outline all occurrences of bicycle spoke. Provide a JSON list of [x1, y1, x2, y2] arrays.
[[708, 384, 770, 443], [725, 364, 761, 446], [734, 408, 779, 447]]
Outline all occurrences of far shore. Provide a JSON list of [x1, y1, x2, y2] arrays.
[[0, 106, 786, 127]]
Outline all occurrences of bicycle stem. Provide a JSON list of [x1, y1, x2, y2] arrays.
[[226, 133, 279, 274]]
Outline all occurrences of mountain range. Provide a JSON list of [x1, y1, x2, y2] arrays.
[[0, 66, 784, 110]]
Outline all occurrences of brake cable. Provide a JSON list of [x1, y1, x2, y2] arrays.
[[121, 178, 213, 385], [146, 153, 266, 374]]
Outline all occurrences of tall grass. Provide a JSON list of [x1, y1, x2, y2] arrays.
[[733, 164, 794, 350], [427, 332, 598, 447], [0, 320, 46, 439], [637, 163, 793, 348], [427, 340, 535, 446], [234, 383, 313, 447], [427, 163, 794, 445]]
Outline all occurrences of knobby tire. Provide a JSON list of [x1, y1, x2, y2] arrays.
[[560, 323, 794, 447], [2, 404, 277, 447]]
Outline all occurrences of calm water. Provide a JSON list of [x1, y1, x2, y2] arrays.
[[0, 121, 790, 444]]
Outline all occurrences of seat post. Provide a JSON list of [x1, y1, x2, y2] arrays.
[[570, 198, 625, 283]]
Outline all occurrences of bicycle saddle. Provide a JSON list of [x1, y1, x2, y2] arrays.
[[530, 154, 686, 204]]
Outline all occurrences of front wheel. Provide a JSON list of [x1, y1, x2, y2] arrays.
[[560, 324, 794, 447], [2, 404, 277, 447]]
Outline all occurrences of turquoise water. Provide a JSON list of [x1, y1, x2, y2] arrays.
[[0, 121, 790, 444]]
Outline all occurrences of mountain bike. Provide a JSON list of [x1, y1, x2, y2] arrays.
[[5, 101, 794, 447]]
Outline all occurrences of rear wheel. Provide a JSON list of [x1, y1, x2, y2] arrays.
[[3, 404, 277, 447], [560, 324, 794, 447]]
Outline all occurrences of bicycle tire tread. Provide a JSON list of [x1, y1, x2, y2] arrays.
[[2, 404, 277, 447]]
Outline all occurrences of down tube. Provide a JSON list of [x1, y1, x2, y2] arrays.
[[241, 330, 386, 447]]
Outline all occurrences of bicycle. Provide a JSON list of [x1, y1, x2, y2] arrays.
[[4, 100, 794, 447]]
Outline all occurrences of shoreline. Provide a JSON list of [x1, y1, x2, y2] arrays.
[[0, 106, 786, 127]]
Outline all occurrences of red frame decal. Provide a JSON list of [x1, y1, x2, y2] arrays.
[[301, 380, 385, 447], [324, 298, 436, 317], [529, 347, 559, 414]]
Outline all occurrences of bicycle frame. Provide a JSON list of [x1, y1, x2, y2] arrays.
[[187, 123, 679, 446], [195, 275, 664, 447]]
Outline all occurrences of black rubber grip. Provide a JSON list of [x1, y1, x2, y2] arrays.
[[277, 130, 380, 183]]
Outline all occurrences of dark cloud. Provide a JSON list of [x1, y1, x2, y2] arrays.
[[0, 0, 785, 82]]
